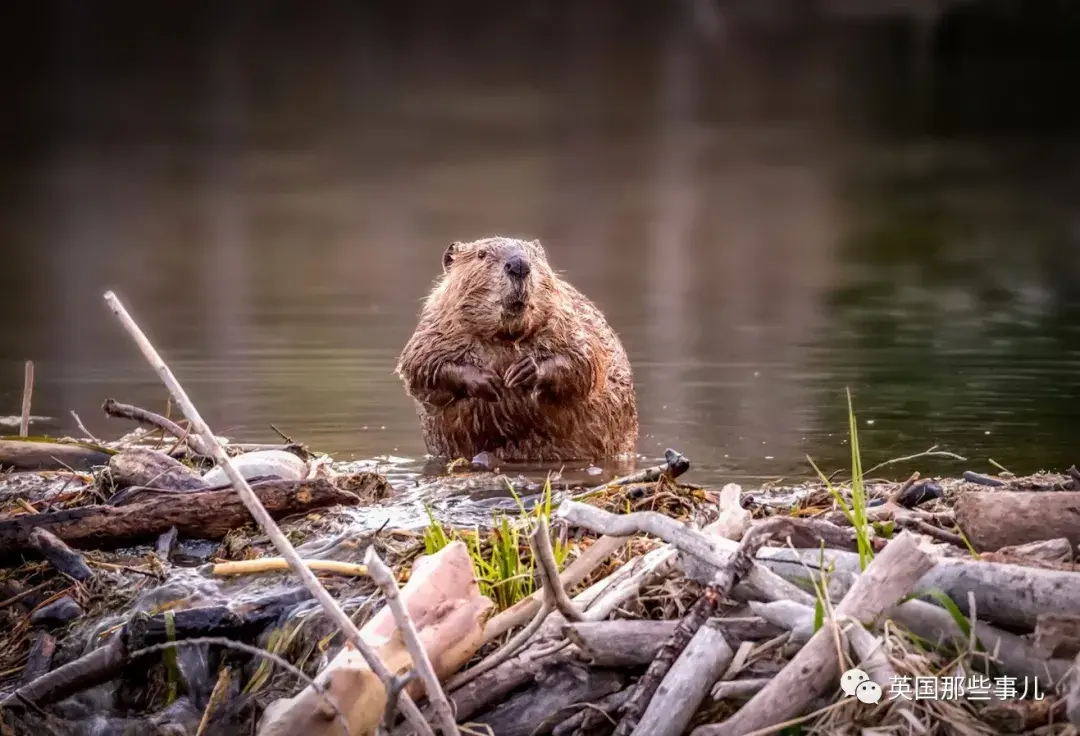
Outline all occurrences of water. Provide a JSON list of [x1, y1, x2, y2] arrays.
[[2, 0, 1080, 489]]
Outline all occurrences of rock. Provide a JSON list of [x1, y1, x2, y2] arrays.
[[898, 480, 943, 509], [30, 596, 84, 626]]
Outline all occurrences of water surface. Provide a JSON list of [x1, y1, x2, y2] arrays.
[[2, 0, 1080, 488]]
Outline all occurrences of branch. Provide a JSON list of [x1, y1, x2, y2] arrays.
[[365, 546, 459, 736], [102, 291, 434, 736]]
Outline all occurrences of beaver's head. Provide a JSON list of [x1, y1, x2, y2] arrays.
[[431, 237, 557, 338]]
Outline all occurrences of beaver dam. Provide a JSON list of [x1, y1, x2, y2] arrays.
[[4, 295, 1080, 736]]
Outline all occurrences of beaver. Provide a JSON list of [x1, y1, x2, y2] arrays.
[[396, 236, 638, 462]]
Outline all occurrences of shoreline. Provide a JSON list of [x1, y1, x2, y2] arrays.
[[2, 403, 1079, 734]]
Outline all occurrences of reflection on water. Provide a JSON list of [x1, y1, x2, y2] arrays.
[[1, 0, 1079, 487]]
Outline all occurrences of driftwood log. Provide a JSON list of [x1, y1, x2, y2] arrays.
[[106, 447, 208, 491], [469, 664, 629, 736], [954, 491, 1080, 552], [631, 618, 734, 736], [750, 595, 1072, 689], [0, 476, 388, 554], [757, 545, 1080, 630], [692, 531, 934, 736], [28, 527, 93, 581], [442, 616, 784, 727], [0, 439, 112, 472], [563, 618, 782, 668]]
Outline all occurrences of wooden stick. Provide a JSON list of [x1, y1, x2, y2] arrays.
[[20, 360, 34, 437], [101, 397, 210, 455], [29, 528, 93, 581], [613, 522, 773, 735], [631, 618, 734, 736], [365, 546, 459, 736], [195, 666, 232, 736], [101, 290, 434, 736], [212, 558, 369, 577], [530, 516, 582, 623], [572, 448, 690, 500], [690, 532, 934, 736], [555, 501, 815, 608]]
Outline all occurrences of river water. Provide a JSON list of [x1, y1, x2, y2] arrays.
[[2, 0, 1080, 489]]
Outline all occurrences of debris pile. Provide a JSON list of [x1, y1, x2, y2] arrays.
[[3, 292, 1080, 736]]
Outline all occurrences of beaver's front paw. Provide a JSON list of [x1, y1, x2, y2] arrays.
[[504, 355, 542, 391], [458, 365, 504, 401]]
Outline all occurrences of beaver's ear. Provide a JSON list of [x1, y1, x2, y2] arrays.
[[442, 242, 462, 273]]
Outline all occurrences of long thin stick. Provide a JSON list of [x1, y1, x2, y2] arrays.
[[103, 291, 433, 736], [20, 360, 34, 437], [212, 558, 369, 577], [365, 546, 459, 736], [530, 516, 582, 622]]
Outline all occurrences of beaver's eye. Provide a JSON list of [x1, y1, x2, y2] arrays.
[[477, 249, 488, 260]]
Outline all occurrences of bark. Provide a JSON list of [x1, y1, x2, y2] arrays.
[[28, 527, 93, 581], [106, 447, 208, 491], [756, 546, 1080, 630], [469, 664, 628, 736], [0, 476, 387, 554], [631, 618, 734, 736], [955, 491, 1080, 552], [0, 439, 112, 472]]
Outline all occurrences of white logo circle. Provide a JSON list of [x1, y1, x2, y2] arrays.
[[840, 668, 870, 697], [856, 680, 883, 704]]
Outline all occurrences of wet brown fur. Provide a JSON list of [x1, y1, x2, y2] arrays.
[[396, 237, 638, 462]]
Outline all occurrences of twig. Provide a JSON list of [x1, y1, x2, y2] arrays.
[[212, 558, 369, 577], [886, 471, 920, 505], [382, 671, 419, 736], [530, 516, 582, 622], [365, 546, 459, 736], [69, 411, 102, 443], [552, 688, 631, 736], [0, 581, 52, 610], [895, 516, 968, 547], [102, 291, 433, 736], [863, 445, 966, 477], [101, 397, 210, 456], [554, 501, 815, 608], [20, 360, 34, 437], [572, 448, 690, 500], [195, 665, 231, 736]]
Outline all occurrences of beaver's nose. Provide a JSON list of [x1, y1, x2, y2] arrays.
[[504, 254, 530, 279]]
